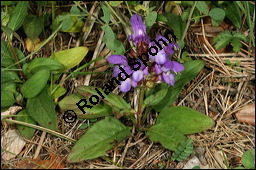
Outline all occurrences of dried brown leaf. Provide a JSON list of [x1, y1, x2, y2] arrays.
[[235, 104, 255, 125]]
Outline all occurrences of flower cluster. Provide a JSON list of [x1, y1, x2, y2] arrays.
[[107, 14, 184, 92]]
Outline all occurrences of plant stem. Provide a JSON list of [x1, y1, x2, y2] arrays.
[[181, 1, 197, 41], [125, 1, 133, 17], [137, 87, 145, 128]]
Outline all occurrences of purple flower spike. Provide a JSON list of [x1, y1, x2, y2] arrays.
[[129, 14, 150, 44]]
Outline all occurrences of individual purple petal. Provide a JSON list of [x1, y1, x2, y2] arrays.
[[154, 64, 162, 74], [171, 61, 184, 72], [132, 70, 144, 82], [164, 43, 179, 56], [130, 14, 150, 44], [154, 49, 168, 65], [119, 78, 132, 92], [131, 80, 138, 87], [157, 74, 163, 82], [107, 55, 128, 65], [143, 67, 149, 75], [162, 72, 175, 86], [161, 60, 172, 72], [123, 66, 133, 75], [112, 65, 121, 77], [154, 35, 169, 44]]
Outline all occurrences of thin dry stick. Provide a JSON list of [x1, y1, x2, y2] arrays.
[[117, 125, 135, 165], [33, 131, 46, 159], [83, 31, 105, 86]]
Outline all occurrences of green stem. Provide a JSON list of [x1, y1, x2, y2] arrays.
[[125, 1, 133, 17], [104, 1, 130, 31], [181, 1, 197, 41], [137, 87, 145, 128], [141, 106, 151, 125]]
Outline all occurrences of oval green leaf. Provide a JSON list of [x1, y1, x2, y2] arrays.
[[50, 47, 89, 69], [157, 106, 215, 134], [76, 86, 131, 110], [59, 92, 113, 119], [21, 69, 50, 98], [143, 88, 168, 106], [26, 87, 57, 131], [242, 149, 255, 169], [67, 117, 131, 162], [196, 1, 209, 15], [1, 90, 16, 107], [17, 109, 36, 139], [225, 2, 241, 29], [27, 57, 65, 74], [7, 1, 29, 31], [147, 124, 186, 151], [209, 8, 225, 21], [50, 84, 66, 99]]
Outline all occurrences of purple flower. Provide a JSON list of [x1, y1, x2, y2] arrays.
[[106, 15, 185, 92], [128, 14, 150, 45], [107, 55, 148, 92]]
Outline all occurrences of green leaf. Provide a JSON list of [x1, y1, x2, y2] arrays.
[[1, 90, 15, 107], [196, 1, 209, 15], [17, 109, 36, 139], [171, 138, 193, 162], [70, 5, 80, 14], [58, 92, 113, 119], [157, 14, 168, 23], [145, 11, 157, 30], [7, 1, 29, 31], [144, 88, 168, 107], [1, 70, 20, 83], [209, 8, 225, 21], [157, 106, 215, 134], [22, 15, 44, 41], [26, 87, 58, 131], [21, 69, 50, 98], [147, 124, 186, 151], [51, 14, 84, 33], [101, 5, 110, 24], [225, 2, 241, 28], [1, 40, 15, 67], [152, 60, 204, 112], [50, 84, 66, 99], [27, 57, 65, 74], [242, 149, 255, 169], [67, 117, 131, 162], [50, 47, 89, 69], [109, 1, 123, 7], [231, 38, 242, 52], [76, 86, 131, 110], [1, 82, 16, 94], [101, 24, 125, 55], [213, 30, 232, 50], [163, 13, 186, 40]]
